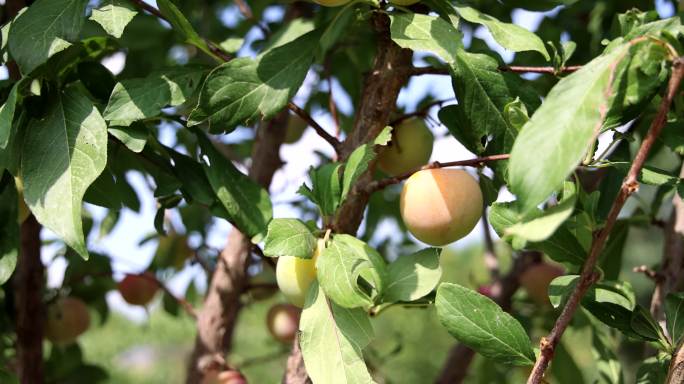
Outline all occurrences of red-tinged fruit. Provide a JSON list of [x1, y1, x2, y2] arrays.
[[118, 272, 159, 306], [519, 263, 564, 305], [202, 370, 248, 384], [267, 304, 301, 343], [45, 297, 91, 345]]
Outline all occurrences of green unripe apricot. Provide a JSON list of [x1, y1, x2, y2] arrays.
[[313, 0, 351, 7], [275, 240, 323, 307], [377, 117, 434, 176]]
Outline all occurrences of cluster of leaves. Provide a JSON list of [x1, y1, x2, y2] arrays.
[[2, 0, 684, 383]]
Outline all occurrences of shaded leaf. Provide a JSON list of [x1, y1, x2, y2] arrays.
[[383, 248, 441, 303]]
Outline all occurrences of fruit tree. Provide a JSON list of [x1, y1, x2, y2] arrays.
[[1, 0, 684, 383]]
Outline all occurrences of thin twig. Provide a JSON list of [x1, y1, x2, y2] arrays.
[[499, 65, 582, 74], [137, 272, 198, 319], [389, 99, 455, 126], [287, 102, 342, 153], [233, 0, 270, 37], [364, 154, 511, 194], [130, 0, 231, 62], [407, 65, 582, 77], [526, 57, 684, 384]]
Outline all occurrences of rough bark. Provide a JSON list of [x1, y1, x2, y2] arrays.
[[283, 12, 413, 384], [436, 251, 541, 383], [186, 112, 287, 383], [650, 164, 684, 326], [13, 215, 44, 384]]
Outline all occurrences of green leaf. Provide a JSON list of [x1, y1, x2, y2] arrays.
[[591, 329, 624, 384], [89, 0, 137, 39], [104, 67, 203, 123], [341, 126, 391, 201], [389, 13, 462, 63], [636, 355, 670, 384], [489, 201, 586, 266], [263, 219, 317, 259], [108, 123, 147, 153], [508, 42, 637, 214], [383, 248, 441, 303], [548, 275, 578, 309], [0, 178, 18, 284], [630, 305, 668, 345], [298, 163, 343, 217], [299, 283, 375, 384], [439, 49, 539, 176], [665, 292, 684, 345], [454, 6, 549, 60], [0, 82, 20, 149], [188, 30, 317, 132], [156, 0, 217, 60], [22, 86, 108, 259], [506, 181, 577, 242], [317, 234, 387, 308], [7, 0, 88, 74], [167, 149, 215, 206], [196, 133, 272, 239], [436, 283, 535, 365]]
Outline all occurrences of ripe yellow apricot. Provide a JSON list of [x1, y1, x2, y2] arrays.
[[284, 115, 307, 144], [390, 0, 420, 5], [312, 0, 351, 7], [45, 297, 91, 345], [400, 169, 483, 246], [519, 263, 564, 305], [275, 240, 324, 307], [377, 118, 434, 176]]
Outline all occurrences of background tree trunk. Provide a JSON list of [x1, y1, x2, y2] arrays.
[[13, 215, 44, 384], [186, 112, 287, 383]]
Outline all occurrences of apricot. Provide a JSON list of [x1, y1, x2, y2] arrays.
[[377, 117, 434, 176], [400, 169, 483, 246], [519, 263, 564, 305], [201, 370, 247, 384], [266, 303, 301, 343], [275, 239, 323, 307], [312, 0, 351, 6], [284, 115, 307, 144], [118, 272, 159, 306], [45, 297, 91, 345]]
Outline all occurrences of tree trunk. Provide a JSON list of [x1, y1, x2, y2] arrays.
[[283, 12, 413, 384], [13, 215, 44, 384], [186, 112, 287, 383]]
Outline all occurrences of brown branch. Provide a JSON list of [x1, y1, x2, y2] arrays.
[[364, 154, 511, 194], [526, 56, 684, 384], [407, 65, 582, 77], [437, 251, 541, 383], [135, 273, 198, 319], [650, 163, 684, 326], [667, 341, 684, 384], [13, 215, 44, 384], [287, 102, 341, 153]]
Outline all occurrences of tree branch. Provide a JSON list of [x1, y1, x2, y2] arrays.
[[407, 65, 582, 77], [526, 56, 684, 384], [13, 215, 44, 384], [287, 102, 341, 153], [363, 154, 510, 194]]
